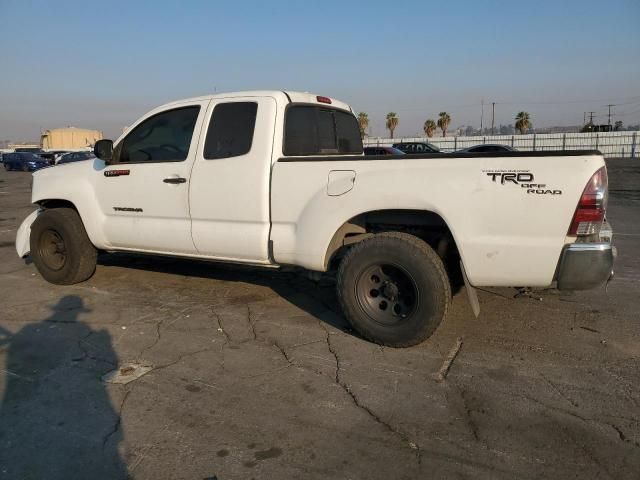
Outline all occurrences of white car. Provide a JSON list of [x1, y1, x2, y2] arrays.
[[16, 91, 614, 347]]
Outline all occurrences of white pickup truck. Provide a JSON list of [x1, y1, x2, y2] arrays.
[[16, 91, 614, 347]]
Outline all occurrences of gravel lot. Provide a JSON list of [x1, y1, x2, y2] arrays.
[[0, 158, 639, 479]]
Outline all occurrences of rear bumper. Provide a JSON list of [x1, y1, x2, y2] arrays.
[[556, 243, 615, 290]]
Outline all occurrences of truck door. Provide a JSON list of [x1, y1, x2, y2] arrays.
[[95, 100, 209, 254], [189, 96, 277, 263]]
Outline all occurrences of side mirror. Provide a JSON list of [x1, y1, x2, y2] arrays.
[[94, 139, 114, 162]]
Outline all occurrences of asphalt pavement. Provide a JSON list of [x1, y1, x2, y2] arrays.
[[0, 158, 638, 479]]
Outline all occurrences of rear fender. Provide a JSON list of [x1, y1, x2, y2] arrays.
[[15, 209, 40, 258]]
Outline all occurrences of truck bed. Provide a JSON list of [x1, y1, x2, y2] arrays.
[[270, 150, 606, 287]]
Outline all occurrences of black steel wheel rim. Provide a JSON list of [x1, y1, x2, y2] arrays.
[[355, 263, 419, 326], [38, 229, 67, 271]]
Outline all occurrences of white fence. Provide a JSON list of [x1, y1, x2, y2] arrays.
[[364, 131, 640, 158]]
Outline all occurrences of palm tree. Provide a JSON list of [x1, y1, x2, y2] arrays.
[[386, 112, 399, 138], [357, 112, 369, 138], [423, 119, 437, 138], [437, 112, 451, 137], [515, 112, 532, 134]]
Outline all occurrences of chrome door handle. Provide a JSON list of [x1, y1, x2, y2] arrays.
[[163, 177, 186, 184]]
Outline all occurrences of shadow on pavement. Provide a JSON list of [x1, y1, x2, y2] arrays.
[[98, 252, 354, 333], [0, 295, 128, 479]]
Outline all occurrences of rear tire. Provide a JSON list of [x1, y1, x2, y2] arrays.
[[30, 208, 97, 285], [337, 232, 451, 347]]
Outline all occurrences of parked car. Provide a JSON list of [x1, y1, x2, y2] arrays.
[[47, 150, 71, 163], [457, 144, 516, 154], [16, 90, 614, 347], [56, 151, 95, 165], [393, 142, 440, 154], [49, 150, 71, 156], [36, 152, 58, 165], [14, 147, 43, 154], [3, 152, 50, 171], [363, 146, 405, 155]]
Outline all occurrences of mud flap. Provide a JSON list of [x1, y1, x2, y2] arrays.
[[460, 260, 480, 318]]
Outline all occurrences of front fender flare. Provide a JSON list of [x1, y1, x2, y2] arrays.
[[15, 209, 40, 258]]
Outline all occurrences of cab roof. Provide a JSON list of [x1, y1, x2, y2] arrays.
[[158, 90, 352, 112]]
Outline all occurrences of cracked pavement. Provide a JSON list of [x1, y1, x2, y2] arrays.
[[0, 159, 639, 479]]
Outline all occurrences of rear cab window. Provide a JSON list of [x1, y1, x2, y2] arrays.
[[284, 105, 363, 156]]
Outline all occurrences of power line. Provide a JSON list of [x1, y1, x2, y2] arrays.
[[616, 107, 640, 117], [494, 95, 640, 106], [604, 98, 640, 107], [359, 95, 640, 114]]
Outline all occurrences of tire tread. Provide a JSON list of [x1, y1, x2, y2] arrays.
[[30, 208, 97, 285], [337, 231, 451, 347]]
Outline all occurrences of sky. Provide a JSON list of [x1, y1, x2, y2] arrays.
[[1, 0, 639, 140]]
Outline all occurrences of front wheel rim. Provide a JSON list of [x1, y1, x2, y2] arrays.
[[355, 263, 419, 326], [37, 229, 67, 271]]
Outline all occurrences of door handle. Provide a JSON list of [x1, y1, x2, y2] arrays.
[[163, 177, 187, 184]]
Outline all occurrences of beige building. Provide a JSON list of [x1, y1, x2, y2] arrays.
[[41, 127, 103, 150]]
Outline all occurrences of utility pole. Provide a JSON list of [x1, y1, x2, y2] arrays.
[[491, 102, 495, 135], [588, 111, 595, 124], [606, 104, 614, 128], [480, 99, 484, 134], [583, 112, 586, 125]]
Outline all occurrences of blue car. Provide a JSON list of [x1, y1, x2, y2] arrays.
[[3, 152, 50, 172]]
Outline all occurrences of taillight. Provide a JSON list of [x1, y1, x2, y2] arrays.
[[568, 167, 608, 236], [316, 95, 332, 104]]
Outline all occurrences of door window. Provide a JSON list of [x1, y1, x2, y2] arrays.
[[116, 106, 200, 163], [204, 102, 258, 159]]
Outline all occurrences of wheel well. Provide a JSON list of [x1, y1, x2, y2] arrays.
[[325, 210, 462, 288], [37, 199, 79, 212], [34, 199, 101, 253]]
